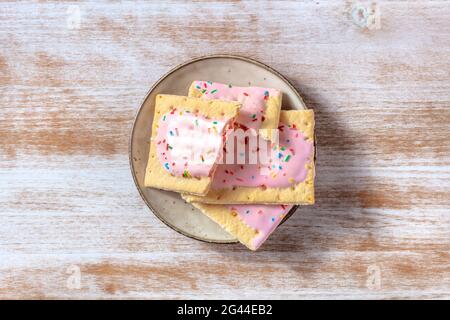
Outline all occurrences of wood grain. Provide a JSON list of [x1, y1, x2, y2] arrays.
[[0, 0, 449, 299]]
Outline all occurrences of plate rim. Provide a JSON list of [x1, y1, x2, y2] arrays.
[[129, 54, 307, 244]]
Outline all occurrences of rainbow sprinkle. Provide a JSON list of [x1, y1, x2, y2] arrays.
[[182, 170, 191, 178]]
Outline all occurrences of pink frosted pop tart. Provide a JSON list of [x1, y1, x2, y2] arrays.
[[189, 81, 282, 139], [183, 110, 315, 204], [184, 198, 294, 250], [144, 94, 240, 195]]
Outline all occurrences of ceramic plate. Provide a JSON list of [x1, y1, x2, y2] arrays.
[[130, 54, 307, 243]]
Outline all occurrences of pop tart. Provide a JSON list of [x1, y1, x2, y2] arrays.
[[189, 81, 282, 139], [183, 110, 315, 204], [144, 94, 240, 195], [185, 199, 294, 250]]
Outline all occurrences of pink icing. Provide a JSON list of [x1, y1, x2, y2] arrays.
[[213, 123, 313, 188], [192, 81, 280, 130], [155, 109, 232, 178], [228, 204, 293, 250]]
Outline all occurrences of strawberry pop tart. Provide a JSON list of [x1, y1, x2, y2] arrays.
[[189, 81, 282, 139], [184, 110, 315, 204], [144, 94, 240, 195], [185, 199, 294, 250]]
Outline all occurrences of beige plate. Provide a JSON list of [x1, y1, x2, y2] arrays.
[[130, 54, 307, 243]]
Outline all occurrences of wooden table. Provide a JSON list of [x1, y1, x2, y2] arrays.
[[1, 1, 449, 300]]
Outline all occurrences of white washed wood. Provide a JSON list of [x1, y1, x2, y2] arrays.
[[0, 1, 449, 299]]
